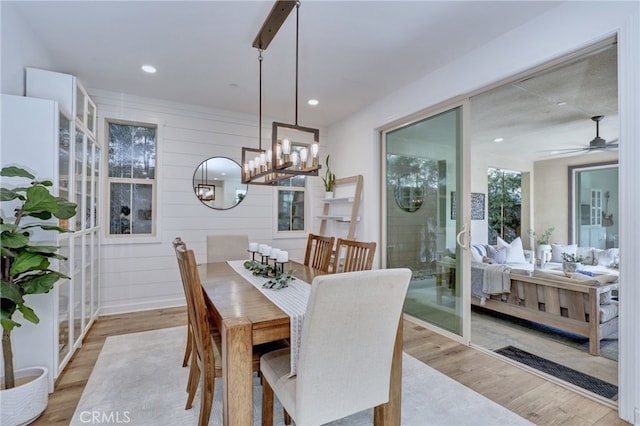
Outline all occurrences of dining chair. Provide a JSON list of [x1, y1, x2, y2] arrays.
[[260, 268, 411, 426], [175, 244, 287, 425], [172, 237, 192, 368], [303, 233, 335, 272], [206, 234, 249, 263], [331, 238, 376, 273]]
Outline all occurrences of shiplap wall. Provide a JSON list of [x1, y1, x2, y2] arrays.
[[93, 89, 327, 315]]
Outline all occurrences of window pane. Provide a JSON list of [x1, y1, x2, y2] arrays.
[[108, 123, 156, 179], [487, 168, 522, 244], [109, 183, 153, 235], [278, 175, 305, 188], [278, 189, 304, 231]]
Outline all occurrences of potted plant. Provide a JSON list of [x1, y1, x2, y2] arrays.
[[528, 227, 554, 263], [1, 166, 76, 425], [561, 252, 585, 275], [321, 155, 336, 198]]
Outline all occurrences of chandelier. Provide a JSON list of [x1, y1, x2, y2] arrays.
[[241, 0, 321, 185]]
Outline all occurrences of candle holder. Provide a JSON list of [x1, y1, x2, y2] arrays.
[[248, 249, 258, 261], [275, 261, 287, 274]]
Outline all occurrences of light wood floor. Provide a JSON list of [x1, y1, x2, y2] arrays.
[[33, 307, 627, 426]]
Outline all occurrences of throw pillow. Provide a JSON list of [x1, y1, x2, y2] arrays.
[[486, 245, 507, 264], [497, 236, 527, 264], [470, 244, 487, 263], [551, 243, 577, 263], [597, 248, 620, 267], [576, 247, 594, 266]]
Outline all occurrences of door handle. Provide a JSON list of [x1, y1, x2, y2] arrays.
[[456, 223, 469, 249]]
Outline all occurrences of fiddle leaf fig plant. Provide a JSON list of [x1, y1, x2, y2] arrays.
[[1, 166, 77, 390]]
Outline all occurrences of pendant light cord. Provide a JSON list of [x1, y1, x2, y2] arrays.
[[259, 48, 263, 151], [295, 1, 300, 126]]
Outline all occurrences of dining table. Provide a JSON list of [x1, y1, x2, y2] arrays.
[[198, 260, 404, 426]]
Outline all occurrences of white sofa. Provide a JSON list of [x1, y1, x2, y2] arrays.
[[543, 244, 620, 277], [471, 237, 535, 272]]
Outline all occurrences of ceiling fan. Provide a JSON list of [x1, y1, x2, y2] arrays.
[[551, 115, 619, 155]]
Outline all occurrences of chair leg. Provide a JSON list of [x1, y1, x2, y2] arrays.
[[261, 377, 274, 426], [185, 352, 200, 410], [283, 409, 291, 425], [182, 326, 192, 368], [198, 365, 214, 426]]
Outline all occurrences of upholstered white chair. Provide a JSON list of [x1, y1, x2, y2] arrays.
[[260, 268, 411, 426], [206, 234, 249, 263]]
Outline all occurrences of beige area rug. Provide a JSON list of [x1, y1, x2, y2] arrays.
[[71, 326, 531, 426]]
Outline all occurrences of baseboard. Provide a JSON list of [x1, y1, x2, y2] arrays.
[[99, 298, 186, 316]]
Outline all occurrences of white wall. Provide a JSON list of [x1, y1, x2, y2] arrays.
[[93, 89, 326, 314], [0, 2, 55, 95], [326, 2, 639, 422]]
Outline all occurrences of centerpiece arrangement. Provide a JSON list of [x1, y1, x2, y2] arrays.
[[561, 252, 585, 275], [245, 243, 294, 289]]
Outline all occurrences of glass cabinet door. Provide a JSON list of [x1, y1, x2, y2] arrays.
[[74, 130, 85, 231], [73, 235, 83, 347], [57, 238, 72, 365], [91, 230, 100, 317]]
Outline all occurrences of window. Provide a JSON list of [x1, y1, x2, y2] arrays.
[[107, 120, 157, 236], [487, 167, 521, 244], [277, 176, 306, 232]]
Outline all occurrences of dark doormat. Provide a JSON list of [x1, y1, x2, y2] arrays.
[[495, 345, 618, 400]]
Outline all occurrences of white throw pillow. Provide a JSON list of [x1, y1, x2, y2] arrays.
[[497, 236, 527, 264], [576, 247, 594, 265], [470, 244, 486, 263], [551, 243, 577, 263]]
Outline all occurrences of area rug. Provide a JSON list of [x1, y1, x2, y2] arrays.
[[495, 345, 618, 400], [71, 326, 531, 426], [474, 305, 618, 361]]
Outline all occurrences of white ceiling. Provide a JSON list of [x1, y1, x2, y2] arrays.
[[9, 1, 618, 160]]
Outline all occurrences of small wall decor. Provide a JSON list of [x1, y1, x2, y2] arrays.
[[450, 192, 485, 220]]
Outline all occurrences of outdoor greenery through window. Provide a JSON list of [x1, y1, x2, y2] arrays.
[[107, 120, 157, 236], [487, 167, 522, 244], [277, 176, 305, 232]]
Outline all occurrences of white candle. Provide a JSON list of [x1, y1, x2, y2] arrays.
[[259, 244, 267, 254], [270, 248, 280, 259], [249, 242, 258, 252], [263, 246, 271, 256], [277, 251, 288, 262]]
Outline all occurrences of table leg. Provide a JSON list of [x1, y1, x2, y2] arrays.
[[222, 318, 253, 426], [373, 316, 402, 426]]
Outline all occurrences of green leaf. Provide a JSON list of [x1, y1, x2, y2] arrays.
[[10, 251, 50, 275], [25, 245, 61, 255], [0, 280, 24, 305], [1, 166, 35, 179], [0, 188, 20, 202], [28, 211, 53, 220], [0, 223, 17, 232], [22, 186, 59, 215], [0, 232, 29, 249], [54, 199, 77, 220], [0, 318, 19, 332], [39, 180, 54, 187], [17, 304, 39, 324], [21, 272, 64, 294]]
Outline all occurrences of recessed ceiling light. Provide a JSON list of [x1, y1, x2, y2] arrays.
[[556, 101, 567, 106], [308, 99, 319, 106], [493, 137, 504, 143], [141, 65, 156, 74], [229, 83, 239, 89]]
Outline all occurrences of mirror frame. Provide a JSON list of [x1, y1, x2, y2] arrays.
[[193, 157, 247, 210]]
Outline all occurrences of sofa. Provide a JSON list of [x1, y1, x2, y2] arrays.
[[543, 243, 620, 277]]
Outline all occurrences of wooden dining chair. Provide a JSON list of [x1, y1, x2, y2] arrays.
[[303, 233, 335, 272], [331, 238, 376, 273], [175, 244, 288, 425], [172, 237, 192, 368], [260, 268, 411, 426], [206, 234, 249, 262]]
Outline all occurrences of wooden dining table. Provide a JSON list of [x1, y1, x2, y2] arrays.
[[198, 260, 404, 426]]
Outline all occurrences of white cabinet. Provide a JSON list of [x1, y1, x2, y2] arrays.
[[1, 76, 101, 392], [318, 175, 363, 240]]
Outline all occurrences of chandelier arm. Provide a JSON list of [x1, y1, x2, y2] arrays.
[[295, 1, 300, 126], [259, 49, 263, 151]]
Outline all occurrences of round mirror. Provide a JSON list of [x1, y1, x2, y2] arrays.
[[193, 157, 247, 210]]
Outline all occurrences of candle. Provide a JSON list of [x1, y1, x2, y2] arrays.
[[263, 246, 271, 256], [277, 251, 288, 263], [259, 244, 267, 254], [249, 242, 258, 252], [270, 248, 280, 259]]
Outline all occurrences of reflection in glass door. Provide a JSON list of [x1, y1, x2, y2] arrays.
[[385, 107, 463, 335]]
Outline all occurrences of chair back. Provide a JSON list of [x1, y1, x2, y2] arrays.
[[175, 246, 216, 371], [332, 238, 376, 273], [294, 268, 410, 425], [206, 234, 249, 262], [303, 234, 335, 272]]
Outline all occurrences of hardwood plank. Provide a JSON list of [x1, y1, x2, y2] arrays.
[[32, 308, 626, 426]]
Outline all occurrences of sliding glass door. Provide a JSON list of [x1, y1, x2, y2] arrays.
[[383, 106, 466, 335]]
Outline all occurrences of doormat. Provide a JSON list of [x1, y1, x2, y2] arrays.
[[495, 345, 618, 400]]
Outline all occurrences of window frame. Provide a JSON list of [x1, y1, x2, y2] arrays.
[[273, 178, 308, 239], [102, 117, 161, 244]]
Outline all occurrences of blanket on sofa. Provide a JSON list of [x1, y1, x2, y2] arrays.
[[482, 264, 510, 299]]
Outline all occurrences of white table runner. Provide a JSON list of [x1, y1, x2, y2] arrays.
[[227, 260, 309, 376]]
